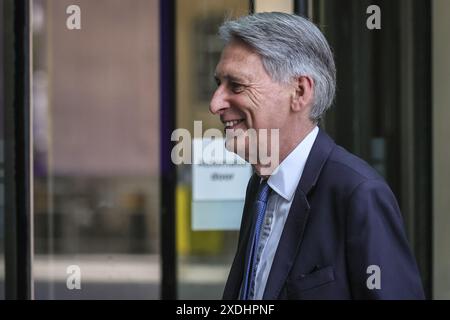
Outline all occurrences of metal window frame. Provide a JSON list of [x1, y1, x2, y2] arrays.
[[3, 0, 33, 300], [294, 0, 310, 16], [160, 0, 177, 300]]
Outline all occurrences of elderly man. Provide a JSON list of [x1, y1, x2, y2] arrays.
[[209, 12, 424, 300]]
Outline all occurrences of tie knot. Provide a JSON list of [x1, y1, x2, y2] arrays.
[[256, 180, 271, 203]]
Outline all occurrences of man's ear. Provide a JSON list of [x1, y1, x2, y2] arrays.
[[291, 75, 314, 112]]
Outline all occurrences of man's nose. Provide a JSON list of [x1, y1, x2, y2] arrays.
[[209, 86, 229, 115]]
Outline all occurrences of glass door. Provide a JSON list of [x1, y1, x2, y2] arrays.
[[315, 0, 432, 296], [173, 0, 297, 300], [32, 0, 161, 299], [174, 0, 250, 299]]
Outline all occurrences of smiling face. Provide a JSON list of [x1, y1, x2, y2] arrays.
[[211, 39, 292, 133], [210, 39, 301, 172]]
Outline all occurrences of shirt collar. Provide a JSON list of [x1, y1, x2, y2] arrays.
[[267, 126, 319, 201]]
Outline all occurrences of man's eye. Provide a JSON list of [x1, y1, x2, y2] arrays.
[[230, 82, 244, 93]]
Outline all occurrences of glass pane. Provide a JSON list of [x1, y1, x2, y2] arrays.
[[175, 0, 250, 299], [32, 0, 160, 299]]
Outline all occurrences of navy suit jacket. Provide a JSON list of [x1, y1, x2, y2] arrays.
[[223, 128, 425, 300]]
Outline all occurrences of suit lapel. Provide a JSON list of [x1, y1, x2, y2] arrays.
[[262, 128, 336, 299], [262, 188, 310, 299]]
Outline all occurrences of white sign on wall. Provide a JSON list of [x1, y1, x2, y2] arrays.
[[192, 138, 252, 230]]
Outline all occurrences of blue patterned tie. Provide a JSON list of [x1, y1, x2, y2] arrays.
[[240, 179, 271, 300]]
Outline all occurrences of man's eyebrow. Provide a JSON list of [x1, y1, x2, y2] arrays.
[[214, 73, 250, 83]]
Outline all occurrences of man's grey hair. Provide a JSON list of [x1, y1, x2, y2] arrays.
[[219, 12, 336, 123]]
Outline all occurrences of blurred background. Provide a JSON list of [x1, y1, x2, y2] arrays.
[[0, 0, 449, 299]]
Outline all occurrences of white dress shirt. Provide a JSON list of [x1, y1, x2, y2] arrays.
[[252, 126, 319, 299]]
